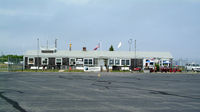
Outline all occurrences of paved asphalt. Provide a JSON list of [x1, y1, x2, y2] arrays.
[[0, 72, 200, 112]]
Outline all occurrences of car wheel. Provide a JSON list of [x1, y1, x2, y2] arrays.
[[192, 69, 195, 72]]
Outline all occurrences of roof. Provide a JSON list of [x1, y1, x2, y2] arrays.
[[24, 50, 173, 59]]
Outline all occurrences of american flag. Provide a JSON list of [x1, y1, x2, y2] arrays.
[[94, 43, 100, 50]]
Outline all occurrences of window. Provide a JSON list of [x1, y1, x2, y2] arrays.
[[89, 59, 93, 65], [115, 59, 120, 65], [42, 58, 48, 65], [84, 58, 93, 65], [121, 60, 126, 66], [126, 60, 130, 66], [109, 59, 114, 65], [84, 59, 88, 65], [28, 58, 34, 64], [121, 59, 130, 66], [150, 62, 154, 65], [193, 64, 199, 66], [76, 58, 83, 65], [56, 58, 62, 65]]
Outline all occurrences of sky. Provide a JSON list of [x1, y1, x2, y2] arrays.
[[0, 0, 200, 60]]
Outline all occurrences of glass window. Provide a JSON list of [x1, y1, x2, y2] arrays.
[[121, 59, 130, 66], [115, 59, 120, 65], [150, 62, 154, 65], [89, 59, 93, 64], [126, 60, 130, 65], [84, 58, 93, 65], [109, 59, 114, 65], [121, 60, 126, 65], [28, 58, 34, 64], [84, 59, 88, 65]]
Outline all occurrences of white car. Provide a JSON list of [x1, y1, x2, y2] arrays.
[[186, 64, 200, 72]]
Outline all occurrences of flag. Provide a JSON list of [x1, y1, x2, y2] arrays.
[[117, 42, 122, 48], [94, 43, 100, 50]]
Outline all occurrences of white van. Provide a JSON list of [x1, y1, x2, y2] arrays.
[[185, 64, 200, 72]]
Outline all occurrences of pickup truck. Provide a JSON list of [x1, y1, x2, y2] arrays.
[[185, 64, 200, 72]]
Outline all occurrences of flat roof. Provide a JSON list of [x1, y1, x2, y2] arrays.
[[24, 50, 173, 59]]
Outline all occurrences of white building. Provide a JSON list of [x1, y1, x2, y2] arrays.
[[24, 48, 173, 71]]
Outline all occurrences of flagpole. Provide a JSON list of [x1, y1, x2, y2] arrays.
[[100, 40, 102, 51]]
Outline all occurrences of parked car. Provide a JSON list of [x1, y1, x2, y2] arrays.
[[169, 66, 182, 72], [133, 67, 141, 71], [185, 64, 200, 72]]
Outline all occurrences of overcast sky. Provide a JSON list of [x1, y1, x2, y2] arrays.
[[0, 0, 200, 59]]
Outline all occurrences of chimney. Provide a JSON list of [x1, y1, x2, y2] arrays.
[[83, 47, 86, 51]]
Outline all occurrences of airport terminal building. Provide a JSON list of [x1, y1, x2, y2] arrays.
[[24, 48, 173, 71]]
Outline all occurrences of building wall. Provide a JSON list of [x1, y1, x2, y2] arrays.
[[24, 55, 172, 71]]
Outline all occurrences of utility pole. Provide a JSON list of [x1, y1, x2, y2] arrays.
[[37, 38, 39, 71], [135, 39, 136, 59], [55, 38, 57, 52]]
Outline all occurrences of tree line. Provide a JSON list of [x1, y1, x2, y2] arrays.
[[0, 55, 23, 62]]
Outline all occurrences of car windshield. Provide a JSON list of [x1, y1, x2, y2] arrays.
[[192, 64, 199, 66]]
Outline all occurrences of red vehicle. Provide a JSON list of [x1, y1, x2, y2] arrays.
[[133, 67, 141, 71], [169, 66, 182, 72]]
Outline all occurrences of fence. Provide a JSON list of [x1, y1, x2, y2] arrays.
[[0, 57, 23, 72]]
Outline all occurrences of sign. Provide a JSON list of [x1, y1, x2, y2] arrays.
[[84, 66, 101, 72]]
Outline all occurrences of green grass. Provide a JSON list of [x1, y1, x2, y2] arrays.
[[15, 69, 59, 72], [64, 70, 84, 72], [111, 70, 131, 72], [13, 69, 84, 72]]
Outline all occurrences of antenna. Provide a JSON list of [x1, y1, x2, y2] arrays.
[[46, 40, 49, 49], [128, 39, 133, 51], [55, 39, 57, 49]]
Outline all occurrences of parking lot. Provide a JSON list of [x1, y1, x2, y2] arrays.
[[1, 72, 200, 112]]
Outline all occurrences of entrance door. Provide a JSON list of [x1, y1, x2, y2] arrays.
[[104, 59, 108, 72]]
